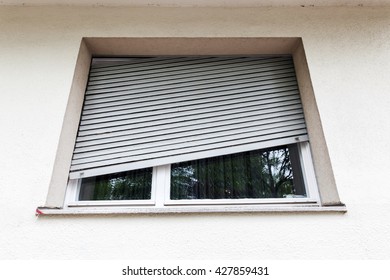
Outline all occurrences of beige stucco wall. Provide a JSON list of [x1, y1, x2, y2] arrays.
[[0, 6, 389, 259]]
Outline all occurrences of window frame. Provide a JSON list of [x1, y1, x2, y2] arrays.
[[65, 167, 158, 207], [38, 37, 346, 215], [164, 141, 319, 206], [63, 141, 320, 209]]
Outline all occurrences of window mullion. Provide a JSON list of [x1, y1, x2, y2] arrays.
[[155, 165, 170, 207]]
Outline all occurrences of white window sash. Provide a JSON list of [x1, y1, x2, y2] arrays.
[[163, 141, 320, 206], [65, 167, 158, 207], [65, 141, 320, 208]]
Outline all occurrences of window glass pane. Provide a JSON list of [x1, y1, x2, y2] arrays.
[[78, 168, 152, 200], [170, 145, 306, 200]]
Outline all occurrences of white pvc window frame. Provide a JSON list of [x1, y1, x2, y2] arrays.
[[163, 141, 319, 206], [64, 141, 320, 209], [65, 167, 158, 207]]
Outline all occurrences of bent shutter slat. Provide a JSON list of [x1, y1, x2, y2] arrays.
[[69, 56, 308, 179]]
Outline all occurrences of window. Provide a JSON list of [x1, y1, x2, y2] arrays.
[[64, 55, 320, 208], [40, 38, 344, 214]]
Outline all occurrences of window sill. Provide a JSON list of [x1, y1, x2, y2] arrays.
[[36, 205, 347, 216]]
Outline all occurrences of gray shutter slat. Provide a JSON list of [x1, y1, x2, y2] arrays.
[[89, 56, 289, 77], [82, 85, 299, 120], [76, 109, 305, 146], [79, 98, 302, 132], [83, 82, 299, 114], [78, 102, 303, 137], [70, 56, 308, 179], [86, 70, 296, 96], [86, 67, 296, 100], [89, 57, 240, 76], [74, 116, 306, 155], [80, 91, 300, 127], [87, 60, 294, 89]]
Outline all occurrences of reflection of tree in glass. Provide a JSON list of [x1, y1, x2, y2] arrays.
[[171, 146, 301, 200], [261, 148, 294, 198], [80, 168, 152, 200]]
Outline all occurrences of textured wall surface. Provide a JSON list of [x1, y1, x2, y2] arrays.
[[0, 6, 389, 259], [2, 1, 390, 7]]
